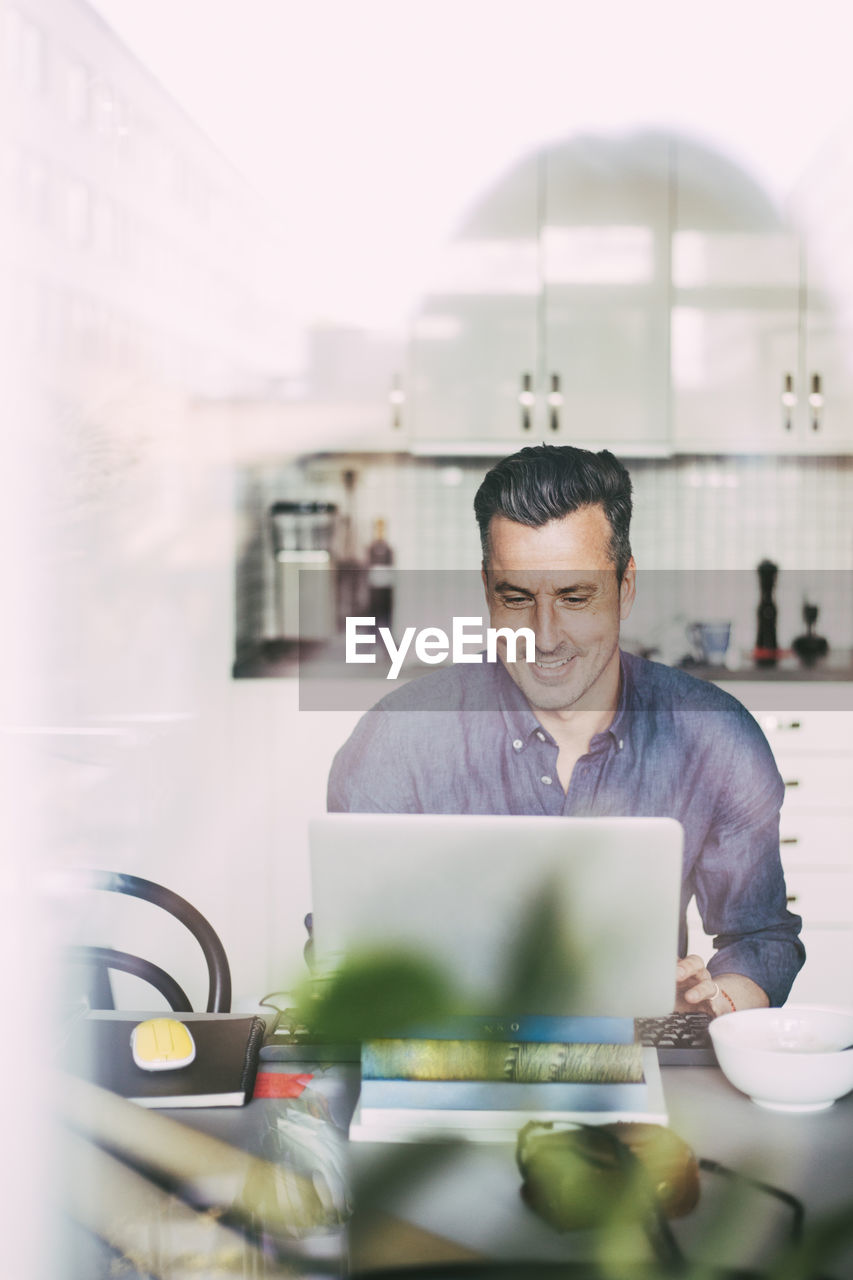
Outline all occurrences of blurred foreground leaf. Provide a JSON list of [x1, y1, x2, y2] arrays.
[[500, 878, 582, 1013], [292, 947, 461, 1043]]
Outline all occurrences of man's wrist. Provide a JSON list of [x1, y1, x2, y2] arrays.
[[708, 973, 769, 1017], [706, 983, 732, 1013]]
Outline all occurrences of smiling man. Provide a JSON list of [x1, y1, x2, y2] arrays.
[[482, 505, 635, 793], [328, 444, 804, 1015]]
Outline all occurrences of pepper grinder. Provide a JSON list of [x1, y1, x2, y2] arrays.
[[792, 601, 829, 668], [755, 559, 779, 668]]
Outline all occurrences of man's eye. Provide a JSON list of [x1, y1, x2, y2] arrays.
[[499, 596, 530, 607], [561, 596, 590, 606]]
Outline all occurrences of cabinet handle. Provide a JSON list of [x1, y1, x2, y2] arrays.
[[786, 894, 799, 904], [784, 779, 801, 789], [389, 373, 404, 430], [548, 373, 562, 433], [762, 717, 802, 732], [809, 372, 823, 432], [780, 836, 800, 845], [781, 373, 796, 431], [519, 373, 534, 432]]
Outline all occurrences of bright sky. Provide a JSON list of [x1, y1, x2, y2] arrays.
[[89, 0, 853, 328]]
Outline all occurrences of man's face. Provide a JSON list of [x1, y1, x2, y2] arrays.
[[482, 507, 636, 715]]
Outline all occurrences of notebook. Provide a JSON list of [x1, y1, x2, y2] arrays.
[[64, 1012, 266, 1108]]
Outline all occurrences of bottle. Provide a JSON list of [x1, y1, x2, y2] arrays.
[[336, 469, 366, 628], [367, 518, 394, 631]]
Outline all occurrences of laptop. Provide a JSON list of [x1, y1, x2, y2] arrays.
[[309, 813, 683, 1020]]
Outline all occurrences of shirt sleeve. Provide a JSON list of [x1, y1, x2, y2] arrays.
[[692, 710, 804, 1006], [327, 708, 422, 812]]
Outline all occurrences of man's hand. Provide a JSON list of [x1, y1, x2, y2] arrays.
[[675, 956, 770, 1017], [675, 955, 719, 1012]]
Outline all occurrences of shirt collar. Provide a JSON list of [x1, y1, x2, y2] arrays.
[[495, 659, 544, 744]]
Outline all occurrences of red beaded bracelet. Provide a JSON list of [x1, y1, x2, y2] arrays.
[[718, 986, 737, 1014]]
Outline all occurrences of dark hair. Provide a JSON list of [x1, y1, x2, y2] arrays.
[[473, 444, 633, 580]]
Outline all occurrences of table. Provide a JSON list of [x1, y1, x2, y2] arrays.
[[59, 1057, 360, 1279], [347, 1065, 853, 1278], [62, 1055, 853, 1278]]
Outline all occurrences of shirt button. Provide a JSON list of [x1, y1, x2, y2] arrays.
[[536, 730, 546, 742], [540, 775, 553, 786], [512, 739, 523, 751]]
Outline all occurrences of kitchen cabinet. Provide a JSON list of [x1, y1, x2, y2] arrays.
[[542, 136, 671, 453], [294, 324, 410, 453], [409, 291, 540, 450], [407, 149, 542, 451], [688, 688, 853, 1007], [408, 135, 672, 455], [671, 138, 853, 454], [408, 130, 853, 458], [790, 134, 853, 453]]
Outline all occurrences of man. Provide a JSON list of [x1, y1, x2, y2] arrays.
[[328, 445, 804, 1014]]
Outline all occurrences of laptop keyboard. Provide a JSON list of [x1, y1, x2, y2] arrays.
[[261, 1007, 717, 1066], [634, 1012, 717, 1065]]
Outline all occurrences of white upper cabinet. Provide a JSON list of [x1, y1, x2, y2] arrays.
[[408, 128, 853, 458], [542, 134, 671, 453], [670, 138, 801, 452], [671, 137, 853, 453], [408, 134, 672, 455], [800, 302, 853, 451], [408, 150, 541, 449], [791, 128, 853, 452]]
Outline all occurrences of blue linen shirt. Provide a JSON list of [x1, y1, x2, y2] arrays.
[[327, 650, 804, 1006]]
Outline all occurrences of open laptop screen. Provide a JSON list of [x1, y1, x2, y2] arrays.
[[309, 814, 683, 1019]]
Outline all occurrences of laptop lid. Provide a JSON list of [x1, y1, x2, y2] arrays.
[[309, 813, 683, 1019]]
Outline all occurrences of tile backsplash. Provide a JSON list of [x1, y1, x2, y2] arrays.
[[240, 452, 853, 665]]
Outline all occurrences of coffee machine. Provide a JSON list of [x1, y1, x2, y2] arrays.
[[268, 501, 338, 641]]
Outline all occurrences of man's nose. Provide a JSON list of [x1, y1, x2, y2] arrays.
[[533, 603, 563, 654]]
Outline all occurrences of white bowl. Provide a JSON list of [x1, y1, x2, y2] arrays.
[[708, 1005, 853, 1112]]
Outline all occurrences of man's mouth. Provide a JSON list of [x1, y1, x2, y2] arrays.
[[533, 655, 576, 671]]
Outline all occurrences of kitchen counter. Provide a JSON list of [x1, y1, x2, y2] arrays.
[[237, 640, 853, 686], [676, 649, 853, 682], [677, 652, 853, 710]]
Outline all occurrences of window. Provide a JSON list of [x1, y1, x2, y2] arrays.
[[112, 206, 132, 264], [93, 198, 114, 256], [20, 17, 46, 95], [3, 7, 23, 77], [92, 79, 114, 137], [2, 142, 20, 195], [66, 179, 90, 247], [69, 294, 95, 354], [66, 60, 90, 128], [112, 94, 134, 161], [21, 153, 50, 226]]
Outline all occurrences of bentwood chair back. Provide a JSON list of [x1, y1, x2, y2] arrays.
[[63, 869, 232, 1013]]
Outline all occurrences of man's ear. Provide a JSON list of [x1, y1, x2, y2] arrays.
[[619, 557, 637, 620], [481, 563, 489, 603]]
